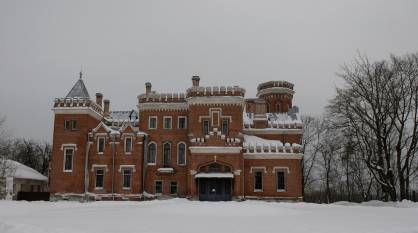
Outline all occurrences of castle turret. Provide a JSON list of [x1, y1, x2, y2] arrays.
[[256, 81, 294, 113]]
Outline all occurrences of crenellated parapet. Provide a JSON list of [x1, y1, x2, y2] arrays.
[[186, 85, 246, 98]]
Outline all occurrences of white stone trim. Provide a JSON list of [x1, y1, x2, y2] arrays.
[[52, 107, 103, 120], [257, 86, 295, 97], [118, 165, 136, 173], [138, 102, 188, 111], [148, 116, 157, 129], [178, 116, 187, 129], [147, 141, 157, 165], [250, 166, 267, 173], [234, 170, 242, 176], [163, 116, 173, 129], [243, 153, 303, 160], [91, 164, 109, 172], [273, 166, 290, 174], [243, 128, 303, 135], [60, 143, 77, 151], [187, 96, 245, 106], [189, 146, 242, 154]]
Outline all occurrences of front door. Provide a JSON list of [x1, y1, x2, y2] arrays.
[[198, 178, 232, 201]]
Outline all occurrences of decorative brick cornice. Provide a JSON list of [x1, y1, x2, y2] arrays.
[[137, 102, 188, 112]]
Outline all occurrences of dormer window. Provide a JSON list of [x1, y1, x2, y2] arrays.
[[97, 137, 105, 154]]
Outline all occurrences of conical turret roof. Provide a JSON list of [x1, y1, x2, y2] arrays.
[[66, 73, 90, 98]]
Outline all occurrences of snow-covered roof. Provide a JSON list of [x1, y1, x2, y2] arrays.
[[243, 106, 302, 128], [66, 77, 90, 98], [2, 160, 48, 181], [108, 110, 139, 123], [243, 135, 284, 147]]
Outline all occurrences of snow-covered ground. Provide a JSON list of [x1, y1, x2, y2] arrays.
[[1, 199, 418, 233]]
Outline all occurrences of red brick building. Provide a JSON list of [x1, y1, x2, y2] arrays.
[[50, 74, 303, 201]]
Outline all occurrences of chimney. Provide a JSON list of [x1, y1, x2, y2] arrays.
[[145, 82, 152, 94], [192, 76, 200, 87], [95, 93, 103, 108], [103, 99, 110, 116]]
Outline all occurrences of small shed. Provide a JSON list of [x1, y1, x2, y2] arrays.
[[0, 160, 48, 200]]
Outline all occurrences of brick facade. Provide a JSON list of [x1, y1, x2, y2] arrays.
[[50, 76, 303, 201]]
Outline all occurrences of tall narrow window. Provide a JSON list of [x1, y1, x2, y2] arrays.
[[177, 143, 186, 165], [155, 181, 162, 194], [64, 120, 71, 130], [163, 117, 172, 129], [203, 120, 209, 135], [221, 119, 229, 135], [122, 169, 132, 189], [163, 142, 171, 167], [277, 171, 285, 191], [95, 169, 104, 189], [149, 116, 157, 129], [97, 137, 105, 154], [71, 120, 77, 130], [63, 148, 74, 172], [147, 143, 157, 164], [178, 116, 187, 129], [125, 137, 133, 154], [170, 181, 177, 195], [254, 171, 263, 191]]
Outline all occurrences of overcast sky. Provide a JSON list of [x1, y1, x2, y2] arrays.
[[1, 0, 418, 142]]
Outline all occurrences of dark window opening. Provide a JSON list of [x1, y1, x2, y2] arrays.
[[203, 120, 209, 135], [254, 171, 263, 191], [71, 120, 77, 130], [164, 117, 172, 129], [170, 181, 177, 195], [96, 169, 104, 188], [277, 171, 285, 191], [64, 148, 73, 171], [155, 181, 162, 194], [98, 137, 105, 153], [64, 120, 71, 130], [178, 117, 186, 129], [122, 169, 132, 189], [148, 143, 156, 164], [125, 137, 132, 153], [178, 143, 186, 165], [163, 143, 171, 167], [221, 120, 229, 135]]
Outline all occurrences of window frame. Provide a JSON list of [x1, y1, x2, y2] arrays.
[[64, 120, 71, 130], [177, 142, 186, 166], [97, 136, 105, 155], [203, 120, 210, 135], [124, 136, 133, 154], [122, 168, 132, 190], [163, 116, 172, 129], [221, 119, 229, 135], [178, 116, 187, 129], [276, 171, 286, 192], [71, 120, 77, 130], [170, 181, 178, 195], [253, 171, 263, 192], [162, 142, 172, 167], [155, 180, 163, 195], [63, 147, 74, 172], [147, 142, 157, 165], [95, 168, 104, 189], [148, 116, 157, 129]]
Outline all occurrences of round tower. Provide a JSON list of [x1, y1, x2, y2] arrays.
[[256, 81, 294, 113]]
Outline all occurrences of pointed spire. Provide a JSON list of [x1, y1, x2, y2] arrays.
[[66, 72, 90, 98]]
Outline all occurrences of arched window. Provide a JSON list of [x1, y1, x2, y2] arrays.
[[177, 142, 186, 165], [163, 142, 171, 167], [147, 142, 157, 164]]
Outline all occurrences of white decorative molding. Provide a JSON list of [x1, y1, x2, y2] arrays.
[[190, 169, 197, 175], [138, 102, 188, 111], [250, 166, 267, 173], [234, 170, 242, 176], [243, 128, 303, 135], [91, 164, 109, 172], [272, 166, 290, 174], [189, 146, 242, 154], [52, 107, 103, 120], [60, 143, 77, 151], [187, 96, 245, 106], [256, 86, 295, 97], [118, 165, 136, 172], [243, 153, 303, 160], [157, 168, 174, 173]]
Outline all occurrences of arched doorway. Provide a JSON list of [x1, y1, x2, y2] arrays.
[[196, 163, 233, 201]]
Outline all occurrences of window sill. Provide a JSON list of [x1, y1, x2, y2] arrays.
[[148, 128, 157, 130], [147, 163, 156, 166], [63, 170, 73, 173], [277, 189, 286, 192], [254, 189, 263, 192], [122, 187, 132, 190], [98, 153, 104, 155], [95, 187, 103, 190], [125, 152, 132, 155], [177, 164, 186, 166]]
